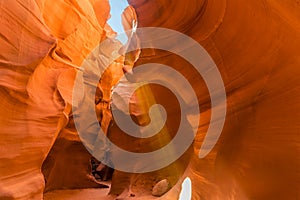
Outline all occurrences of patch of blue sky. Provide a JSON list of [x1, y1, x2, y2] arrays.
[[107, 0, 129, 33]]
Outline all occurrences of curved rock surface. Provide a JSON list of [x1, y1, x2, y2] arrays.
[[0, 0, 300, 199], [129, 0, 300, 199], [0, 0, 109, 198]]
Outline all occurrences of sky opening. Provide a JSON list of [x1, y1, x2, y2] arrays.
[[107, 0, 129, 34]]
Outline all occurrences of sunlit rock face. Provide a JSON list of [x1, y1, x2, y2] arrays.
[[0, 0, 300, 200], [129, 0, 300, 199], [0, 0, 110, 198]]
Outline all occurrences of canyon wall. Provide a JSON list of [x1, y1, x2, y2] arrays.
[[129, 0, 300, 199], [0, 0, 111, 198], [0, 0, 300, 199]]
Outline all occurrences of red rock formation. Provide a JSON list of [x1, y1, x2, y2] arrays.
[[0, 0, 300, 199], [0, 0, 110, 198], [128, 0, 300, 199]]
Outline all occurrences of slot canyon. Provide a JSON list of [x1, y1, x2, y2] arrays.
[[0, 0, 300, 199]]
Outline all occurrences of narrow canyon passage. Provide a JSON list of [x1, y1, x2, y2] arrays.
[[0, 0, 300, 200]]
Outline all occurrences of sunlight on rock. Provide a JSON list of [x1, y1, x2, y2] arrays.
[[0, 0, 300, 199]]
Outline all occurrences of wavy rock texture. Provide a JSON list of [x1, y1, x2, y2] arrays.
[[0, 0, 110, 199], [0, 0, 300, 200], [129, 0, 300, 199]]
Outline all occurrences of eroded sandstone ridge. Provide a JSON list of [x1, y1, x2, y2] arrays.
[[0, 0, 112, 198], [129, 0, 300, 199], [0, 0, 300, 199]]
